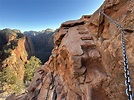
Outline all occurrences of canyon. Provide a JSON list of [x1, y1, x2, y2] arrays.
[[1, 0, 134, 100], [24, 29, 54, 63]]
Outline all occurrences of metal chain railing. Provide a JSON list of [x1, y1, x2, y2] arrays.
[[98, 9, 133, 100], [121, 30, 133, 100]]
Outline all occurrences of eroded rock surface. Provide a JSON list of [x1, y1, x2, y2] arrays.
[[10, 0, 134, 100]]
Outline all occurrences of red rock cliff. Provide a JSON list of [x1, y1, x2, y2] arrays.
[[0, 29, 34, 97], [11, 0, 134, 100]]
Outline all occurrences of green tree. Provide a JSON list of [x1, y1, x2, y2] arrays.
[[0, 67, 24, 94], [24, 56, 42, 83], [0, 56, 42, 94]]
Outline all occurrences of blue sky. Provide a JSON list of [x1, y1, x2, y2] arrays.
[[0, 0, 105, 32]]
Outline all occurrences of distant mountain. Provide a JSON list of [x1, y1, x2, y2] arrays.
[[23, 28, 54, 36], [24, 28, 55, 63], [23, 31, 38, 36], [39, 28, 54, 34]]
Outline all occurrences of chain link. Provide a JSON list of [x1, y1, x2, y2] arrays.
[[99, 10, 133, 100], [121, 31, 133, 100]]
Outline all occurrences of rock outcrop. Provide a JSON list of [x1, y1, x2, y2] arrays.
[[0, 29, 34, 98], [10, 0, 134, 100]]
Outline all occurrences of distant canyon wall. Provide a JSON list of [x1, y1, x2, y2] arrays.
[[24, 29, 54, 63]]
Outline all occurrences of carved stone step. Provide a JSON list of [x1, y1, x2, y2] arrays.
[[78, 31, 88, 34], [81, 36, 93, 40], [81, 40, 95, 48]]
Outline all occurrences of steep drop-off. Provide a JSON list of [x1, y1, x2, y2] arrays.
[[10, 0, 134, 100], [24, 29, 54, 63]]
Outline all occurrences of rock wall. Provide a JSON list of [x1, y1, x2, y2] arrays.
[[11, 0, 134, 100]]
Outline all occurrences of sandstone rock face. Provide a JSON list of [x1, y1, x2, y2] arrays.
[[0, 29, 34, 98], [11, 0, 134, 100]]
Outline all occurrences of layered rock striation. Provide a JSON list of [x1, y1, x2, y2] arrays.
[[11, 0, 134, 100]]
